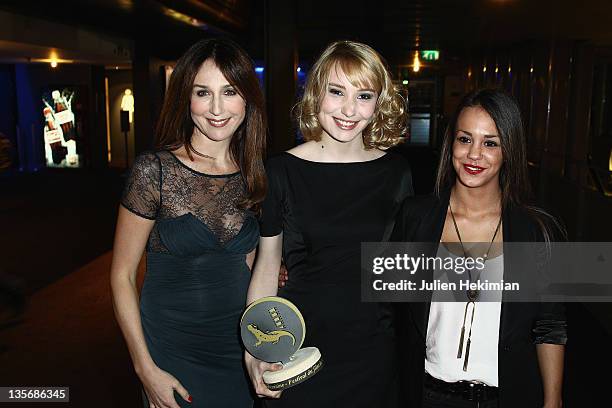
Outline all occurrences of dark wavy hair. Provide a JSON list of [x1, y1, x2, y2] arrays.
[[435, 88, 565, 241], [155, 38, 267, 212]]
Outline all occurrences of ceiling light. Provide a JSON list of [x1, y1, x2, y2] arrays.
[[31, 57, 74, 64]]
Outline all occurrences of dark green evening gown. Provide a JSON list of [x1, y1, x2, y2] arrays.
[[121, 150, 257, 408]]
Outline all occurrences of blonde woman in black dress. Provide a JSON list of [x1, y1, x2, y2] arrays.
[[245, 41, 413, 407]]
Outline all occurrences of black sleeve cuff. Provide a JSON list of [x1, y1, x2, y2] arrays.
[[533, 319, 568, 345]]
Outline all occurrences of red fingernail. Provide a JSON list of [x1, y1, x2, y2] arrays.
[[187, 396, 192, 403]]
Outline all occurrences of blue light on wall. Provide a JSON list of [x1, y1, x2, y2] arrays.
[[254, 66, 265, 89], [15, 64, 39, 172], [297, 65, 307, 88]]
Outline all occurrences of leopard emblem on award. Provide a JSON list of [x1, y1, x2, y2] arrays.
[[240, 296, 323, 390]]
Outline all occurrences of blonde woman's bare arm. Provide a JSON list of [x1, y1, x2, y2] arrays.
[[244, 233, 284, 399]]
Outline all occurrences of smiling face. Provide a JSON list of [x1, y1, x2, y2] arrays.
[[452, 106, 503, 190], [190, 59, 246, 142], [317, 65, 378, 144]]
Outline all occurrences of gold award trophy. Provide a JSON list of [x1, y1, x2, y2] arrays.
[[240, 296, 323, 390]]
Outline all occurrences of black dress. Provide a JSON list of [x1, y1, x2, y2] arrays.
[[121, 151, 257, 408], [259, 152, 413, 408]]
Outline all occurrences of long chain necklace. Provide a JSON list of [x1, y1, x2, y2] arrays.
[[448, 202, 502, 371]]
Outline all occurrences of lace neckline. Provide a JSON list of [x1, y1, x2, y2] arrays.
[[166, 150, 240, 178]]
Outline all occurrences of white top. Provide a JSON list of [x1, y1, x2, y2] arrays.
[[425, 245, 503, 387]]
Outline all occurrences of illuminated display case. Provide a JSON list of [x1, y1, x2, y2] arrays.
[[41, 86, 84, 168]]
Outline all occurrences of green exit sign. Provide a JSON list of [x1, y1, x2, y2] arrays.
[[421, 50, 440, 61]]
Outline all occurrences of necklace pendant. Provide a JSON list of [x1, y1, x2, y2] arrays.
[[457, 324, 466, 358], [467, 289, 479, 301], [463, 338, 472, 372]]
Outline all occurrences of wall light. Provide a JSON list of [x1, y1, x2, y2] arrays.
[[121, 89, 135, 123], [50, 60, 58, 68], [412, 51, 421, 73]]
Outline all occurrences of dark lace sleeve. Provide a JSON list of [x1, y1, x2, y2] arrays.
[[259, 156, 284, 237], [121, 152, 161, 220]]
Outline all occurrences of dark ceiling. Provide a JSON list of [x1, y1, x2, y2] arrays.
[[1, 0, 612, 65], [0, 0, 251, 60], [294, 0, 612, 64]]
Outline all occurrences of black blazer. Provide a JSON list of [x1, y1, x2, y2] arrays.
[[392, 189, 567, 407]]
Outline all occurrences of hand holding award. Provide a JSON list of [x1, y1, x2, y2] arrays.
[[241, 296, 323, 391]]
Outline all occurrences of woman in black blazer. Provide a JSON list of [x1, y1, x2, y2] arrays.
[[393, 89, 566, 408]]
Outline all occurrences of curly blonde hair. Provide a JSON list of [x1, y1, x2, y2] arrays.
[[294, 41, 406, 149]]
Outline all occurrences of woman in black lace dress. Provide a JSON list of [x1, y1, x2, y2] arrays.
[[111, 38, 266, 408]]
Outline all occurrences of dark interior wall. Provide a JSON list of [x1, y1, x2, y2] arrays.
[[0, 64, 17, 168], [263, 0, 298, 154], [464, 42, 554, 166], [454, 40, 612, 241], [14, 63, 37, 171], [133, 38, 172, 157], [464, 41, 594, 179], [90, 65, 109, 170], [106, 69, 134, 168], [13, 63, 107, 171], [149, 57, 169, 139], [242, 2, 265, 61]]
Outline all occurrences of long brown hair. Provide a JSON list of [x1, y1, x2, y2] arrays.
[[435, 88, 565, 241], [156, 38, 267, 211]]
